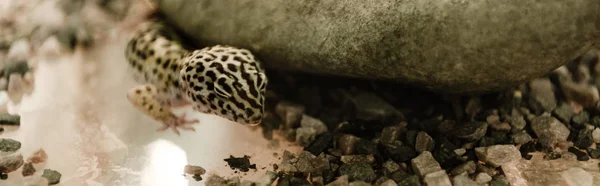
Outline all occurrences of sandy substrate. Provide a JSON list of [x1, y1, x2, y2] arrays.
[[1, 25, 301, 186]]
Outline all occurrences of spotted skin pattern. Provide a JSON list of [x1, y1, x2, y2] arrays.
[[125, 21, 267, 135]]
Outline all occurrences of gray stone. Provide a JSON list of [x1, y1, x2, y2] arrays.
[[410, 151, 442, 177], [296, 127, 317, 147], [349, 181, 372, 186], [530, 115, 570, 146], [338, 134, 360, 155], [593, 128, 600, 143], [450, 161, 477, 176], [490, 175, 510, 186], [339, 162, 377, 182], [561, 167, 593, 186], [572, 111, 591, 127], [553, 103, 574, 123], [379, 179, 398, 186], [453, 148, 467, 156], [423, 170, 452, 186], [155, 0, 600, 93], [326, 175, 349, 186], [511, 130, 533, 145], [295, 151, 317, 173], [453, 122, 488, 141], [0, 138, 21, 152], [382, 160, 400, 175], [475, 145, 521, 167], [300, 114, 328, 135], [528, 78, 557, 113], [475, 172, 493, 184], [502, 154, 600, 186], [452, 173, 482, 186], [415, 132, 434, 153], [0, 153, 23, 173], [490, 122, 512, 133], [41, 169, 62, 185], [341, 155, 375, 164], [395, 175, 421, 186], [380, 126, 404, 145]]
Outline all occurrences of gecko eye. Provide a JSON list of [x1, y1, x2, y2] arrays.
[[214, 75, 232, 98]]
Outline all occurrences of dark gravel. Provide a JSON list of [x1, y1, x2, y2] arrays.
[[238, 48, 600, 185], [223, 155, 256, 172]]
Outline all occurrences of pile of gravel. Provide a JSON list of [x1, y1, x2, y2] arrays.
[[231, 48, 600, 186]]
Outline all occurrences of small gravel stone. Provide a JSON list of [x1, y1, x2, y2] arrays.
[[572, 111, 590, 127], [380, 126, 404, 145], [475, 145, 521, 167], [379, 179, 398, 186], [490, 122, 512, 133], [593, 128, 600, 143], [476, 163, 499, 177], [511, 130, 533, 144], [338, 162, 377, 182], [0, 153, 23, 173], [41, 169, 61, 185], [306, 132, 333, 156], [562, 82, 600, 109], [341, 155, 374, 164], [490, 175, 510, 186], [453, 121, 488, 141], [349, 181, 371, 186], [382, 160, 400, 175], [530, 116, 570, 146], [587, 149, 600, 158], [410, 151, 442, 177], [450, 161, 477, 176], [553, 103, 574, 123], [423, 170, 452, 186], [404, 130, 418, 147], [0, 138, 21, 152], [326, 175, 349, 186], [475, 172, 493, 184], [296, 127, 318, 147], [527, 78, 557, 114], [591, 116, 600, 127], [568, 147, 590, 161], [452, 173, 482, 186], [301, 115, 328, 135], [395, 174, 421, 186], [562, 167, 593, 186], [21, 162, 35, 177], [433, 137, 459, 168], [574, 127, 594, 149], [338, 134, 360, 155], [453, 148, 466, 156], [508, 115, 527, 133], [415, 132, 434, 153], [384, 141, 417, 163]]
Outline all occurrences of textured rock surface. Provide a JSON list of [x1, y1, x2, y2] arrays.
[[153, 0, 600, 93], [502, 153, 600, 186]]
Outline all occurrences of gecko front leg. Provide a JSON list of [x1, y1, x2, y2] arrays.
[[127, 84, 199, 135]]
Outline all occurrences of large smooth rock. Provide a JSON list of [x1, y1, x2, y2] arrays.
[[153, 0, 600, 93]]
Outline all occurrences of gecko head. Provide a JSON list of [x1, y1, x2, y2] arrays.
[[179, 48, 268, 125]]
